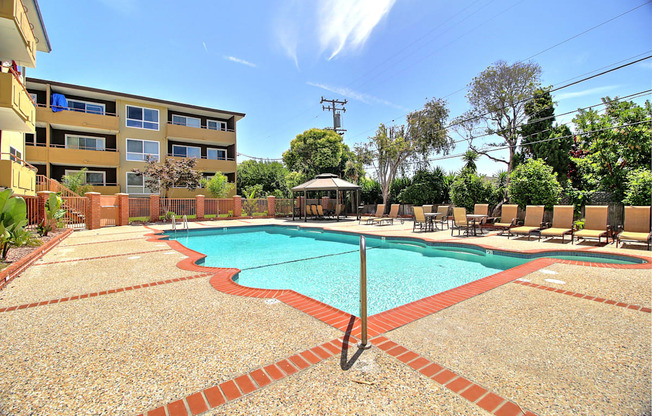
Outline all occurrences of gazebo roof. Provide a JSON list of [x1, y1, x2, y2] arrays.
[[291, 173, 361, 192]]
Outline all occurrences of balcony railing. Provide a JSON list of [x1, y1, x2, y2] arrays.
[[168, 120, 234, 133], [37, 103, 118, 118], [26, 142, 119, 152], [166, 153, 234, 162], [0, 151, 38, 172]]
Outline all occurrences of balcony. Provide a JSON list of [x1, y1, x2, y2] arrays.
[[26, 144, 120, 167], [0, 154, 36, 196], [167, 122, 236, 146], [36, 105, 119, 133], [0, 71, 35, 132], [0, 0, 36, 67], [166, 155, 236, 173]]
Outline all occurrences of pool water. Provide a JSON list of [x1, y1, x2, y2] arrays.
[[167, 226, 642, 316]]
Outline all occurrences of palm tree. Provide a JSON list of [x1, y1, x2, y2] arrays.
[[462, 150, 479, 173]]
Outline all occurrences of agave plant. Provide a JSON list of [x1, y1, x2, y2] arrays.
[[0, 189, 28, 261]]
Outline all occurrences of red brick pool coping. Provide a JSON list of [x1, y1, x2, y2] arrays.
[[0, 228, 73, 291], [134, 225, 650, 415]]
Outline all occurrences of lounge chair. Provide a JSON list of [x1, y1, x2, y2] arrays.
[[423, 205, 433, 214], [316, 205, 331, 219], [310, 204, 321, 219], [616, 206, 652, 250], [539, 205, 575, 242], [509, 205, 544, 240], [413, 206, 429, 232], [374, 204, 402, 226], [493, 204, 518, 235], [574, 205, 609, 244], [435, 205, 449, 230], [335, 204, 346, 217], [361, 204, 385, 225], [451, 207, 475, 236]]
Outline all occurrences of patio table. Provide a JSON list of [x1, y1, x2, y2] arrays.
[[466, 214, 487, 236], [424, 212, 444, 232]]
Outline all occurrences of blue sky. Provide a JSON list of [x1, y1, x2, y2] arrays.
[[31, 0, 651, 176]]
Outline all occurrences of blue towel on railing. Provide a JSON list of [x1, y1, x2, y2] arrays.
[[51, 93, 67, 112]]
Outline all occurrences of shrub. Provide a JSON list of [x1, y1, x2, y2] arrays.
[[623, 169, 651, 206], [450, 170, 494, 211], [61, 168, 93, 196], [360, 177, 382, 204], [0, 189, 29, 260], [508, 159, 562, 209], [203, 172, 234, 198], [397, 168, 446, 205]]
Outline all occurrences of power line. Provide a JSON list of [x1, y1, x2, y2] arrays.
[[347, 54, 652, 142], [414, 118, 651, 165]]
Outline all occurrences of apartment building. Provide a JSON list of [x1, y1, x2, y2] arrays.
[[0, 0, 51, 196], [24, 78, 244, 197]]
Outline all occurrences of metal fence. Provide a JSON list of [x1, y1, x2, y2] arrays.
[[20, 195, 39, 229], [275, 199, 294, 216], [205, 198, 234, 216], [129, 198, 150, 218], [160, 198, 196, 217], [60, 196, 87, 229], [242, 198, 268, 215]]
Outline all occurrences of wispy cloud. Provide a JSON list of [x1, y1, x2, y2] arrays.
[[556, 85, 620, 101], [202, 42, 208, 53], [318, 0, 397, 60], [638, 61, 652, 70], [307, 81, 407, 110], [274, 0, 396, 66], [223, 56, 257, 68]]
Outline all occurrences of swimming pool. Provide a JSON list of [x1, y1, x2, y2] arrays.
[[166, 226, 644, 316]]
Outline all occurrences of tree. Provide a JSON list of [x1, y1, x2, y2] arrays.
[[520, 87, 572, 182], [623, 169, 651, 206], [465, 60, 542, 173], [283, 128, 355, 179], [572, 97, 651, 201], [61, 168, 93, 196], [508, 159, 562, 209], [397, 168, 447, 206], [359, 177, 382, 204], [237, 160, 290, 197], [449, 171, 494, 211], [132, 156, 203, 215], [461, 150, 479, 173], [357, 98, 451, 204], [203, 172, 234, 198]]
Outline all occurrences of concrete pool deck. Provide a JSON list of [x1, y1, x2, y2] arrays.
[[0, 218, 649, 415]]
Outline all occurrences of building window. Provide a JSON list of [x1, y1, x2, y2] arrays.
[[9, 146, 22, 162], [126, 172, 157, 194], [126, 105, 159, 130], [207, 120, 227, 131], [207, 148, 226, 160], [65, 134, 105, 151], [65, 169, 106, 185], [172, 144, 201, 159], [126, 139, 159, 162], [67, 99, 105, 115], [29, 93, 38, 104], [172, 115, 201, 128]]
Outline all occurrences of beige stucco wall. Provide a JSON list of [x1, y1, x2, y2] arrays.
[[1, 130, 25, 160]]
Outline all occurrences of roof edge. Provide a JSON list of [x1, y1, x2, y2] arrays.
[[26, 77, 246, 119]]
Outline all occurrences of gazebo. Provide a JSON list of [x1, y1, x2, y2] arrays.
[[291, 173, 361, 222]]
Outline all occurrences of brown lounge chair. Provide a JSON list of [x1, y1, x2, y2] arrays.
[[574, 205, 609, 244], [509, 205, 545, 240], [539, 205, 574, 242], [316, 205, 331, 219], [451, 207, 475, 236], [374, 204, 401, 225], [493, 204, 518, 235], [616, 206, 652, 250], [413, 206, 429, 232], [361, 204, 385, 225], [435, 205, 449, 230]]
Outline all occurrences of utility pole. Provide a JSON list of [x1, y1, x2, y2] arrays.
[[320, 97, 347, 135]]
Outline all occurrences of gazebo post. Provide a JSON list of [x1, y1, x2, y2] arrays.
[[304, 191, 307, 222], [292, 191, 295, 221]]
